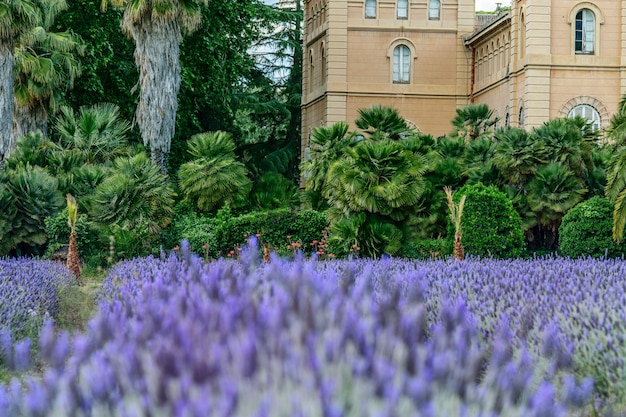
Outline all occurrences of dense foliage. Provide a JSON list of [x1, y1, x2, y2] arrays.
[[0, 243, 599, 415], [559, 196, 626, 258], [453, 183, 525, 259]]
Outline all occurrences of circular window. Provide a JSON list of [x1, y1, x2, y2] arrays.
[[568, 104, 601, 131]]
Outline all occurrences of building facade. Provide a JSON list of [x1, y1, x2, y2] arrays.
[[302, 0, 626, 156]]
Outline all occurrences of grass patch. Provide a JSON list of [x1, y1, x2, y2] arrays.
[[55, 266, 105, 332]]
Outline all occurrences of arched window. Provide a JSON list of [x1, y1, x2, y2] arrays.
[[365, 0, 376, 18], [519, 106, 525, 127], [393, 45, 411, 83], [575, 9, 595, 54], [428, 0, 440, 21], [397, 0, 408, 19], [568, 104, 601, 131]]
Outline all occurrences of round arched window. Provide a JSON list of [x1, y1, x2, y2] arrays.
[[568, 104, 601, 131]]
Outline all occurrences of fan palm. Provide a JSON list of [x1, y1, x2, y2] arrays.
[[493, 127, 548, 186], [326, 139, 427, 221], [527, 162, 587, 249], [90, 152, 175, 235], [178, 131, 251, 213], [53, 103, 131, 164], [0, 0, 45, 160], [101, 0, 208, 172], [301, 121, 353, 193], [0, 164, 64, 254], [12, 0, 84, 148], [605, 95, 626, 241], [355, 105, 414, 140], [451, 103, 498, 142]]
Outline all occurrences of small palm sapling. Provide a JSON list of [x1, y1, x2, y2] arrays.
[[66, 194, 82, 285], [445, 186, 466, 260]]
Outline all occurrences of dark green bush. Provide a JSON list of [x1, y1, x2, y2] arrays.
[[45, 212, 99, 259], [402, 238, 452, 260], [452, 183, 525, 259], [163, 212, 220, 258], [559, 196, 626, 258], [214, 209, 328, 257]]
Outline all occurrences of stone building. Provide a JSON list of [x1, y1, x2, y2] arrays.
[[301, 0, 626, 155]]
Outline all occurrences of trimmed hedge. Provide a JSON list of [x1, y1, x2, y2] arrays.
[[559, 196, 626, 258], [215, 209, 329, 257], [452, 183, 525, 259]]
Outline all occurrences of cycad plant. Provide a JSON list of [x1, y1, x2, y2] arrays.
[[65, 193, 82, 284], [444, 186, 466, 260]]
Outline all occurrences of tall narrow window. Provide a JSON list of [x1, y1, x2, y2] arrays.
[[397, 0, 408, 19], [365, 0, 376, 18], [393, 45, 410, 83], [575, 9, 595, 54], [429, 0, 440, 20], [309, 51, 314, 91], [320, 44, 326, 84], [519, 106, 525, 127]]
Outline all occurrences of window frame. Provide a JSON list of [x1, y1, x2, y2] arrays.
[[568, 104, 601, 131], [574, 9, 595, 54], [428, 0, 440, 21], [568, 3, 604, 56], [397, 0, 408, 19], [365, 0, 376, 18], [392, 45, 411, 84]]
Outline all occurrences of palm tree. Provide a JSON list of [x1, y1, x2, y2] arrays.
[[101, 0, 208, 173], [91, 152, 175, 236], [444, 186, 466, 261], [526, 162, 587, 249], [12, 0, 84, 148], [605, 95, 626, 241], [0, 0, 45, 160], [53, 103, 131, 164], [355, 104, 414, 140], [451, 103, 498, 142], [65, 193, 82, 284], [301, 121, 353, 198], [178, 131, 251, 213]]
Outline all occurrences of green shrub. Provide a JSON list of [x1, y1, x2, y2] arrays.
[[559, 196, 626, 258], [163, 212, 220, 258], [44, 212, 99, 259], [402, 238, 452, 260], [214, 209, 328, 257], [451, 183, 525, 259]]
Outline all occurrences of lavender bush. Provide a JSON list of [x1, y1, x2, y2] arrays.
[[0, 241, 593, 416], [0, 259, 73, 340]]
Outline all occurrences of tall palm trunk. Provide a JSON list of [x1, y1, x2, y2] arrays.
[[12, 100, 48, 147], [67, 230, 81, 284], [128, 20, 182, 174], [0, 46, 15, 161]]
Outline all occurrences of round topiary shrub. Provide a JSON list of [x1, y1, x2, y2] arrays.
[[451, 183, 525, 259], [559, 196, 626, 258]]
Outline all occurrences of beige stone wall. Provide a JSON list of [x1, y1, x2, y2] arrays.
[[303, 0, 626, 148]]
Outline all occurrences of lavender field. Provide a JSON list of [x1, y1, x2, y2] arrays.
[[2, 240, 626, 416]]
